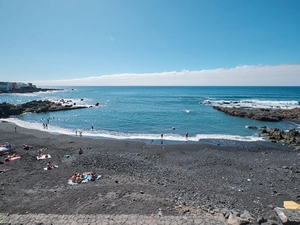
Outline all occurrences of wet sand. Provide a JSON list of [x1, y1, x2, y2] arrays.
[[0, 121, 299, 221]]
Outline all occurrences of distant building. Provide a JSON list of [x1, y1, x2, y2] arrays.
[[0, 82, 11, 91], [0, 82, 38, 91]]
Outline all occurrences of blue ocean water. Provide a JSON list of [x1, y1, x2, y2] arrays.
[[1, 86, 300, 143]]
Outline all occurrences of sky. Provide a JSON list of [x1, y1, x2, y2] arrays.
[[0, 0, 300, 86]]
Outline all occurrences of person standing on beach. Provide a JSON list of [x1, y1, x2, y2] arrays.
[[15, 126, 17, 132], [161, 133, 164, 144], [185, 132, 188, 140]]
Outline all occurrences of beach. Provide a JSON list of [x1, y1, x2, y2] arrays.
[[0, 121, 299, 223]]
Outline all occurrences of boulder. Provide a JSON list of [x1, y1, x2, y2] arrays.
[[227, 213, 251, 225], [247, 126, 258, 130]]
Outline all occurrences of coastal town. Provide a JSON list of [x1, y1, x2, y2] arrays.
[[0, 82, 59, 93]]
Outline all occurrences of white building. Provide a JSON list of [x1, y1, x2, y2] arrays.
[[0, 82, 37, 91]]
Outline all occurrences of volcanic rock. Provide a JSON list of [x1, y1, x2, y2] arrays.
[[0, 100, 88, 118]]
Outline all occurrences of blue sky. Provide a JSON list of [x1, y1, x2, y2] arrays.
[[0, 0, 300, 86]]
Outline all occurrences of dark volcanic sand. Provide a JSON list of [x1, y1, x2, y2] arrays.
[[0, 121, 299, 220]]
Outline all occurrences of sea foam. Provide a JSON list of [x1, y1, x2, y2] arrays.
[[202, 99, 300, 109], [1, 118, 264, 143]]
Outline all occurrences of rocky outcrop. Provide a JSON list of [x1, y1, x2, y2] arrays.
[[213, 106, 300, 148], [261, 127, 300, 149], [0, 100, 88, 118], [275, 207, 300, 224], [213, 106, 300, 122]]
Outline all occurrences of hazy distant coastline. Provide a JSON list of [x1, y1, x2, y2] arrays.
[[0, 82, 61, 94]]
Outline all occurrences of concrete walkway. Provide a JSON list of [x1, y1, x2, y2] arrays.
[[0, 213, 227, 225]]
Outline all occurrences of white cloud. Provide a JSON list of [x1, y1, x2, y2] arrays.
[[32, 64, 300, 86]]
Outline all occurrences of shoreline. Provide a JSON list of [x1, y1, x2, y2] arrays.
[[1, 118, 267, 146], [2, 119, 293, 150], [0, 121, 299, 223]]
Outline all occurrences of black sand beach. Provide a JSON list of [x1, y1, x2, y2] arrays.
[[0, 121, 299, 222]]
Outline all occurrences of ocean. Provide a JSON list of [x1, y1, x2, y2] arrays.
[[1, 86, 300, 144]]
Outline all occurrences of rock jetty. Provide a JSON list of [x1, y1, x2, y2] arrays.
[[0, 100, 88, 118], [213, 106, 300, 122]]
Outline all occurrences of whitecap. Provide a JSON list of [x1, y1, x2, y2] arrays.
[[201, 99, 300, 109]]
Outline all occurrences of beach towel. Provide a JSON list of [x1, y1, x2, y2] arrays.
[[43, 165, 58, 170], [36, 154, 51, 160], [0, 143, 11, 151], [68, 178, 81, 185], [67, 174, 101, 185], [284, 201, 300, 209], [84, 174, 101, 181], [0, 147, 9, 151]]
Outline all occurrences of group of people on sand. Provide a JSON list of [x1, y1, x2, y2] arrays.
[[0, 142, 18, 164], [1, 137, 100, 185], [36, 148, 54, 169], [71, 171, 97, 183]]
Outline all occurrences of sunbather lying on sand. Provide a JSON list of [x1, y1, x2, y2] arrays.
[[71, 173, 83, 183], [37, 148, 47, 156], [22, 144, 32, 150], [1, 142, 11, 149], [69, 171, 100, 184], [4, 153, 19, 162], [46, 162, 55, 170], [0, 151, 8, 156], [0, 142, 12, 151], [82, 172, 97, 181]]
